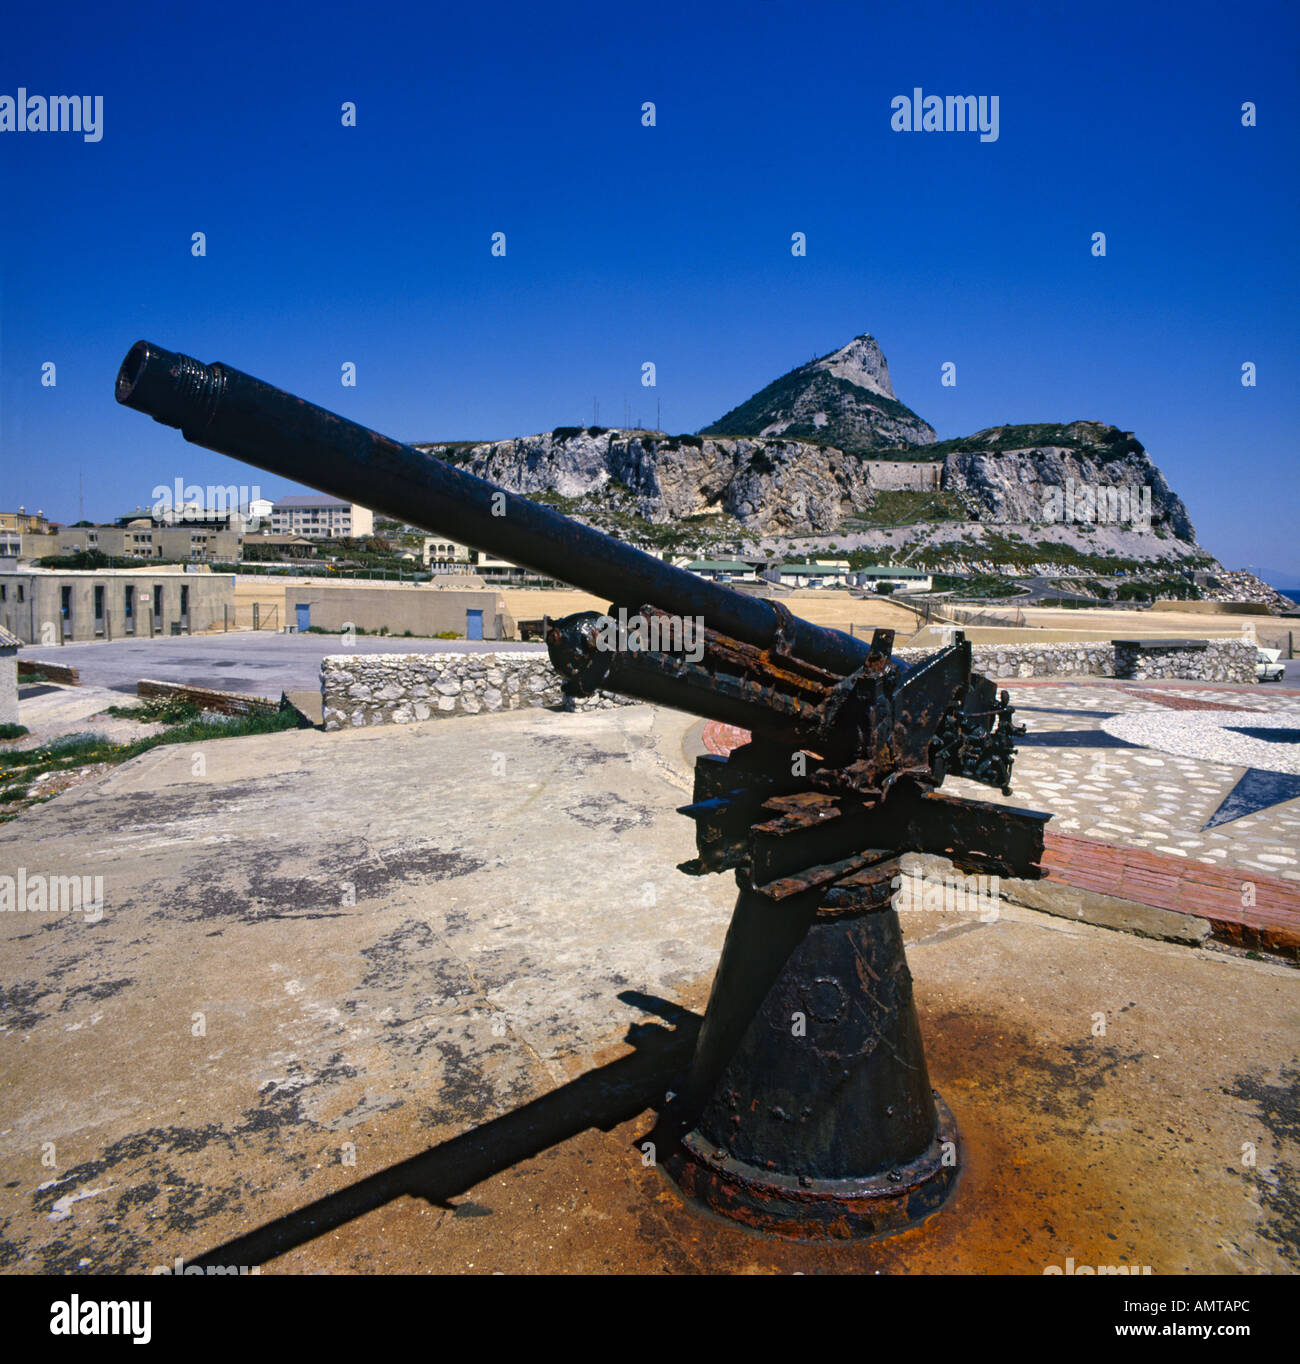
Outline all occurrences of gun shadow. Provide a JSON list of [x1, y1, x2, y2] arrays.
[[188, 991, 700, 1270]]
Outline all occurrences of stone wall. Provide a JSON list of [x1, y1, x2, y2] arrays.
[[323, 637, 1259, 731], [897, 638, 1255, 683], [1112, 638, 1255, 683], [321, 651, 632, 730], [862, 460, 943, 492], [896, 643, 1110, 679]]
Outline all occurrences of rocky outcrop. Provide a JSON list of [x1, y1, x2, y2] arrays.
[[419, 422, 1198, 547], [940, 428, 1195, 540], [418, 431, 883, 536], [701, 334, 936, 452], [413, 345, 1208, 567]]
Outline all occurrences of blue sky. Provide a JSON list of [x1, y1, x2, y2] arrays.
[[2, 0, 1297, 579]]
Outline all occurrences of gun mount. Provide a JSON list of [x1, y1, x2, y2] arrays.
[[116, 340, 1048, 1239]]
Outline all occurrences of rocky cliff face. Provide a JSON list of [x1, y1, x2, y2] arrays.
[[940, 427, 1196, 541], [700, 334, 937, 452], [413, 343, 1206, 569], [418, 431, 877, 536], [420, 419, 1195, 545]]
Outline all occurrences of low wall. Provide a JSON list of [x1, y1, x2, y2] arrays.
[[1150, 600, 1272, 615], [321, 651, 633, 730], [18, 658, 79, 685], [1111, 639, 1255, 682], [897, 638, 1255, 683], [323, 637, 1258, 731], [137, 679, 280, 716]]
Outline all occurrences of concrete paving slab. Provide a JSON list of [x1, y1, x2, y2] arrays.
[[257, 906, 1299, 1276], [0, 703, 1296, 1274]]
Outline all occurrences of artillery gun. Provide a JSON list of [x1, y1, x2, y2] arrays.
[[116, 340, 1048, 1237]]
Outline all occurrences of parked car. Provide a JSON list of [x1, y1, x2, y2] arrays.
[[1256, 647, 1285, 683]]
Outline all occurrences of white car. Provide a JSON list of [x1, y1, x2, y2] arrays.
[[1256, 647, 1285, 683]]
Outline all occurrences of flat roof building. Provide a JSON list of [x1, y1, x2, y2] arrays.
[[686, 559, 761, 583], [55, 525, 243, 563], [271, 496, 374, 540], [766, 563, 851, 588], [0, 569, 234, 644], [851, 566, 933, 591]]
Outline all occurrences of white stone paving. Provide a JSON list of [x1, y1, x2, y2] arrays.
[[1101, 710, 1300, 775], [943, 682, 1300, 881]]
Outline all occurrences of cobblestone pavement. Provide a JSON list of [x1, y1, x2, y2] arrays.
[[953, 681, 1300, 882]]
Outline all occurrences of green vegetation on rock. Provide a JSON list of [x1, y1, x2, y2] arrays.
[[871, 422, 1146, 464]]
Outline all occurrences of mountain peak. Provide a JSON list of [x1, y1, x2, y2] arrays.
[[816, 334, 896, 401], [701, 332, 934, 453]]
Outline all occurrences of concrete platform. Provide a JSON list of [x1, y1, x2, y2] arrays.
[[20, 633, 547, 699], [0, 703, 1296, 1274]]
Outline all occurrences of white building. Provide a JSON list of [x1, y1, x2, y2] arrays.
[[271, 496, 374, 540], [766, 563, 851, 588], [422, 536, 475, 566], [686, 559, 761, 583], [851, 566, 933, 592]]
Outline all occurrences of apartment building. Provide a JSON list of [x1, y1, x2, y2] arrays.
[[270, 496, 374, 540], [0, 509, 51, 534], [53, 524, 243, 562]]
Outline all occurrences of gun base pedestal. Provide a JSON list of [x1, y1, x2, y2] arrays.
[[671, 1094, 958, 1240], [664, 863, 961, 1240]]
